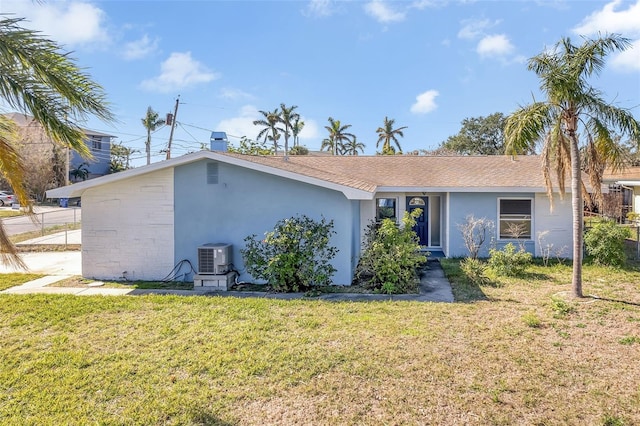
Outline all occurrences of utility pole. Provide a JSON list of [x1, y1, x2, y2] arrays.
[[166, 95, 180, 160]]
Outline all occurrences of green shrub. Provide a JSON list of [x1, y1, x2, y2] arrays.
[[355, 210, 427, 294], [550, 296, 575, 318], [488, 243, 532, 277], [289, 145, 309, 155], [584, 219, 631, 267], [459, 257, 490, 286], [241, 215, 338, 292], [522, 311, 542, 328]]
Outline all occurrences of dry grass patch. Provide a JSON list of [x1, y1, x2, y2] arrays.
[[0, 260, 639, 425]]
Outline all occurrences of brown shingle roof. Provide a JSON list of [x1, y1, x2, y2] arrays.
[[603, 166, 640, 182], [221, 153, 557, 192]]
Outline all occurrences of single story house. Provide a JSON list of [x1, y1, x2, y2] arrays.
[[603, 166, 640, 220], [47, 148, 574, 285]]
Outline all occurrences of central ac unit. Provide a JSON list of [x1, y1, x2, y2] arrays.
[[198, 243, 232, 274]]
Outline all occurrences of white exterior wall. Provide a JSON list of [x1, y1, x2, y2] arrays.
[[81, 168, 175, 280], [533, 193, 573, 258]]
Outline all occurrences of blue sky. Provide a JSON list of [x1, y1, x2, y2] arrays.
[[3, 0, 640, 166]]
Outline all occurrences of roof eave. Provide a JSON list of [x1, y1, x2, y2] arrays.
[[46, 151, 376, 200]]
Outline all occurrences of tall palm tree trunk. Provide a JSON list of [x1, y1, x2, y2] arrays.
[[569, 132, 583, 298]]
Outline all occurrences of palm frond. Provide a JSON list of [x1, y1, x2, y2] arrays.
[[0, 17, 114, 157], [504, 102, 554, 154]]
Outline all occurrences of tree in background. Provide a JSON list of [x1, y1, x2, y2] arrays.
[[228, 136, 273, 155], [289, 145, 309, 155], [321, 117, 355, 155], [278, 103, 299, 158], [376, 116, 407, 155], [504, 34, 640, 298], [253, 108, 281, 154], [291, 117, 305, 148], [440, 113, 516, 155], [110, 143, 138, 173], [0, 16, 113, 266], [343, 136, 366, 156], [70, 163, 90, 181], [141, 106, 165, 165]]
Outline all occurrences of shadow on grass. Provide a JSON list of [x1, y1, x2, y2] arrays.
[[518, 271, 551, 281], [439, 258, 489, 303], [587, 295, 640, 307], [186, 409, 236, 426]]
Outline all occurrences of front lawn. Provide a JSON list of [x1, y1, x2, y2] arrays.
[[0, 261, 639, 425], [0, 273, 44, 291]]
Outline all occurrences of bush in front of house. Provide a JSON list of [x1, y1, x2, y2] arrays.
[[355, 210, 427, 294], [584, 219, 631, 267], [488, 243, 532, 277], [241, 215, 338, 292], [459, 257, 491, 286]]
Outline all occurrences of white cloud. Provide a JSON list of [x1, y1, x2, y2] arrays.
[[216, 105, 261, 140], [572, 0, 640, 71], [122, 35, 159, 60], [216, 106, 320, 142], [410, 90, 439, 114], [140, 52, 220, 93], [364, 0, 406, 23], [573, 0, 640, 36], [303, 0, 335, 18], [4, 0, 108, 46], [476, 34, 514, 57], [610, 40, 640, 71], [458, 18, 497, 40], [297, 118, 320, 140], [218, 88, 255, 101], [410, 0, 442, 10]]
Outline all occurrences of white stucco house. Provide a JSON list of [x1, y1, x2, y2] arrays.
[[47, 149, 574, 285]]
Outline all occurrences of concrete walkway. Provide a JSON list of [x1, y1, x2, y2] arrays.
[[1, 256, 454, 302]]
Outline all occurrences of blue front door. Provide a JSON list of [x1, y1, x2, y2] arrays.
[[407, 196, 428, 246]]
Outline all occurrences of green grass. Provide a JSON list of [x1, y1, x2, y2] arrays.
[[0, 261, 639, 425], [0, 273, 44, 291], [51, 277, 194, 290]]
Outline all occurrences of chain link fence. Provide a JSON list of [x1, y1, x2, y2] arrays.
[[2, 207, 81, 246]]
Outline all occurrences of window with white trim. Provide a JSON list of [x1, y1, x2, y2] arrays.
[[90, 135, 102, 151], [376, 198, 397, 222], [499, 199, 532, 239]]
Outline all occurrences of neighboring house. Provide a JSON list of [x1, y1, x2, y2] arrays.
[[4, 113, 114, 181], [603, 166, 640, 221], [47, 147, 574, 285]]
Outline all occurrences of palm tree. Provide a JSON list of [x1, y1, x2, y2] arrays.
[[253, 108, 281, 154], [278, 103, 299, 159], [504, 35, 640, 298], [343, 136, 366, 156], [291, 117, 305, 147], [321, 117, 355, 155], [376, 116, 407, 155], [0, 16, 113, 266], [141, 106, 165, 165]]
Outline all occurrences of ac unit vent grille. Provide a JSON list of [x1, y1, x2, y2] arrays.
[[198, 243, 231, 274], [207, 162, 218, 184], [198, 248, 216, 274]]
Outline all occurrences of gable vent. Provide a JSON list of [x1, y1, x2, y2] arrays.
[[207, 162, 219, 184]]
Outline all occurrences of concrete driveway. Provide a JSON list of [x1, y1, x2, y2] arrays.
[[0, 251, 81, 275]]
